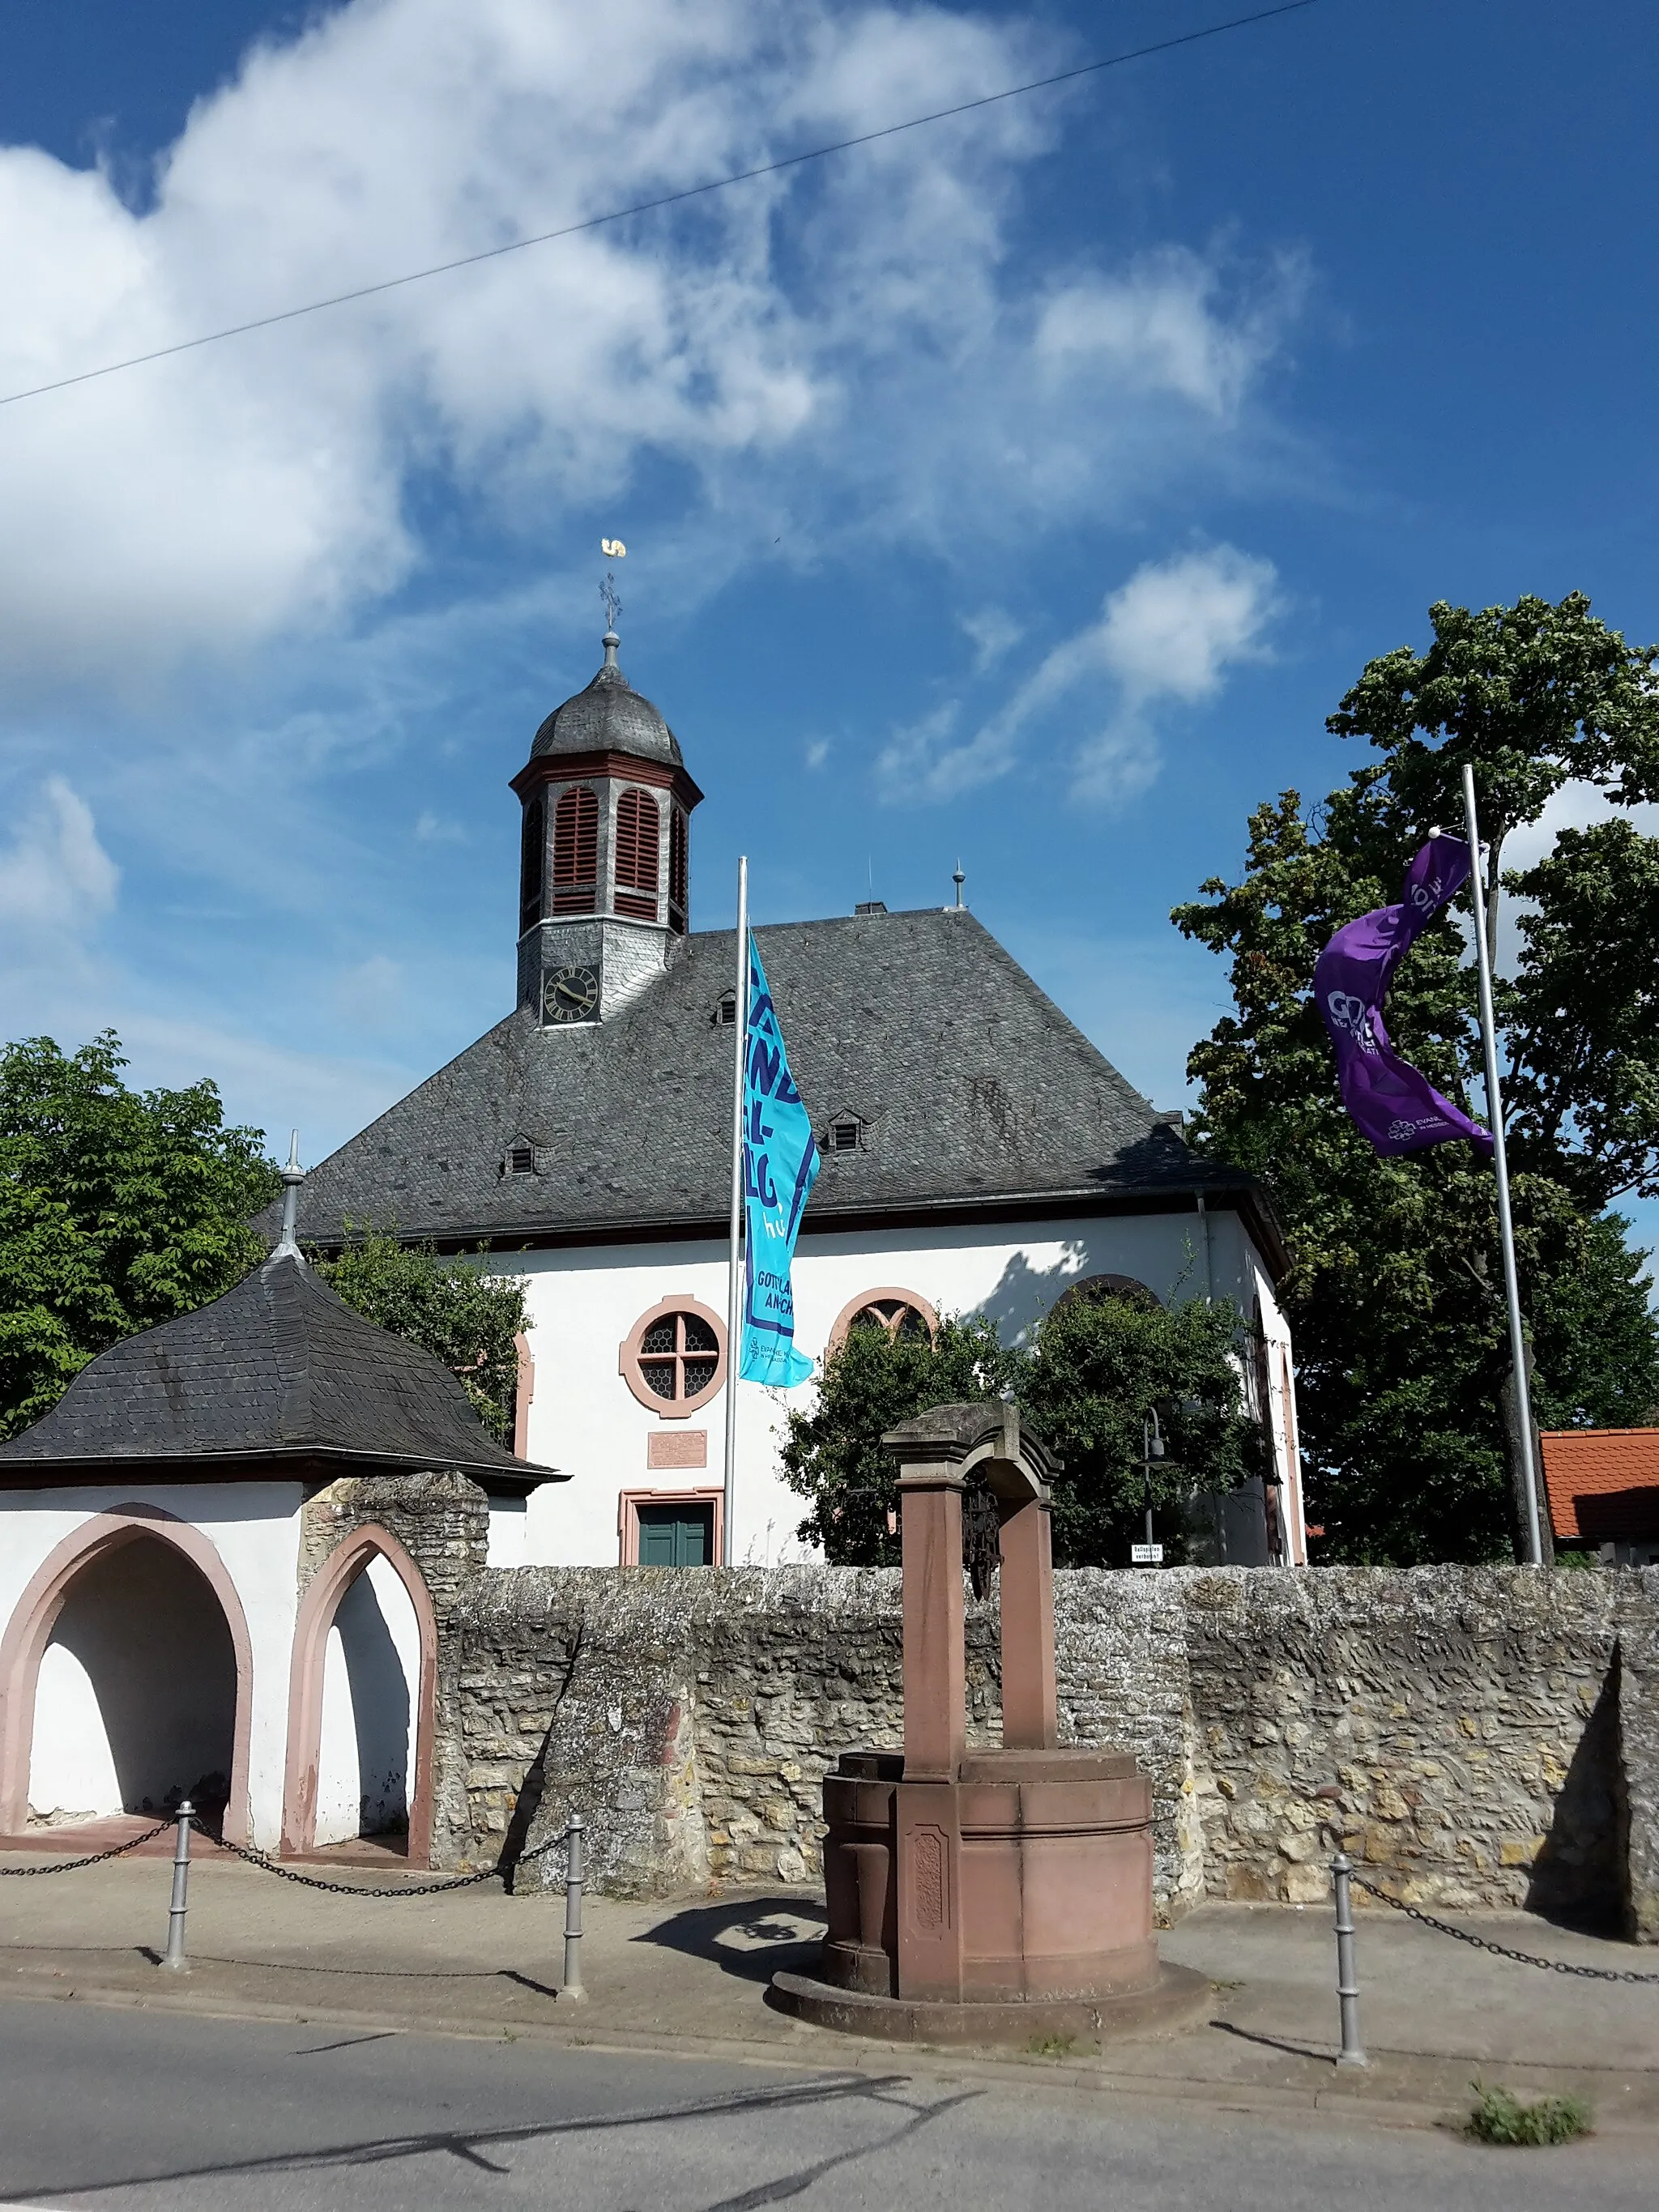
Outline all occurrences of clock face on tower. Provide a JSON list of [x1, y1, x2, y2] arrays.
[[544, 965, 600, 1025]]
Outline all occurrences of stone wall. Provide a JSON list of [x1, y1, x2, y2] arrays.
[[379, 1516, 1657, 1937]]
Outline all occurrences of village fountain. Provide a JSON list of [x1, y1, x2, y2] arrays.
[[770, 1401, 1208, 2044]]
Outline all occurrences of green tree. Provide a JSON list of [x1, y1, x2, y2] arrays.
[[780, 1291, 1259, 1568], [1175, 591, 1659, 1562], [1020, 1287, 1260, 1566], [314, 1230, 529, 1443], [779, 1312, 1014, 1565], [1328, 590, 1659, 969], [0, 1033, 279, 1438]]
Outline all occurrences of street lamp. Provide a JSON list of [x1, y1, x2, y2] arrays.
[[1133, 1409, 1166, 1566]]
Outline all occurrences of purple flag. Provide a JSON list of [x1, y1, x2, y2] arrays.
[[1312, 834, 1494, 1159]]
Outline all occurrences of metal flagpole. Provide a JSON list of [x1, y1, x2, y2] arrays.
[[1461, 765, 1544, 1566], [723, 856, 748, 1562]]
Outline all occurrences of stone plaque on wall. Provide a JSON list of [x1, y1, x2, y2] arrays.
[[647, 1428, 708, 1470]]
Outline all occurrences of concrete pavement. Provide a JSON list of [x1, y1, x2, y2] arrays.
[[2, 1847, 1657, 2137]]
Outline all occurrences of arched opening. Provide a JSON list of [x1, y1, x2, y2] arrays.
[[518, 791, 546, 936], [615, 787, 660, 921], [313, 1554, 420, 1848], [0, 1510, 254, 1845], [283, 1527, 437, 1866], [28, 1535, 237, 1834], [552, 786, 599, 914]]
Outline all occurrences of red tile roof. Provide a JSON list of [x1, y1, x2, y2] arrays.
[[1538, 1429, 1659, 1542]]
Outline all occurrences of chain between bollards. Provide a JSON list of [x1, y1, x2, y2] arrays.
[[561, 1810, 586, 2001], [160, 1800, 194, 1971], [1331, 1849, 1366, 2067]]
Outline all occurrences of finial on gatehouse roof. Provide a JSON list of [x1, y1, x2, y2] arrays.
[[274, 1130, 305, 1259]]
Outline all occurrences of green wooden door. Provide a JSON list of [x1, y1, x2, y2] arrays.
[[636, 1502, 714, 1566]]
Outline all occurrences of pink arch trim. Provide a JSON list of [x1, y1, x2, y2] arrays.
[[0, 1505, 254, 1844], [281, 1525, 438, 1868]]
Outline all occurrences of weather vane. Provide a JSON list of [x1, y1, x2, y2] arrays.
[[600, 536, 625, 634]]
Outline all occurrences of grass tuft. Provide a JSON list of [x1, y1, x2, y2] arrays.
[[1466, 2082, 1593, 2146], [1028, 2033, 1077, 2058]]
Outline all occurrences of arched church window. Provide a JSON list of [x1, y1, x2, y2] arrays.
[[1051, 1274, 1162, 1315], [614, 788, 660, 922], [619, 1297, 727, 1416], [552, 787, 599, 914], [668, 806, 689, 931], [827, 1288, 940, 1355], [518, 793, 545, 937]]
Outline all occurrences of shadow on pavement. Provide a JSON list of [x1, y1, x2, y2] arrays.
[[631, 1894, 828, 1985]]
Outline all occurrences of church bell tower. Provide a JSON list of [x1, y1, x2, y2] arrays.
[[510, 620, 702, 1026]]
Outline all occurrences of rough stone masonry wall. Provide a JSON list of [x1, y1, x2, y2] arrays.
[[432, 1553, 1659, 1937]]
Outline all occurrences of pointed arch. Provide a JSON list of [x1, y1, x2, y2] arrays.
[[281, 1524, 439, 1867], [0, 1506, 254, 1844]]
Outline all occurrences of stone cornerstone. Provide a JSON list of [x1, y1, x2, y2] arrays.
[[400, 1521, 1657, 1938]]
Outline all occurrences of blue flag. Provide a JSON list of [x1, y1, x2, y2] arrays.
[[740, 935, 820, 1386]]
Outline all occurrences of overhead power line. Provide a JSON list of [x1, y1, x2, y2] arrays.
[[0, 1, 1324, 412]]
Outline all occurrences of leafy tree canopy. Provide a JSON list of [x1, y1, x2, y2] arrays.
[[0, 1033, 279, 1438], [313, 1229, 528, 1443], [780, 1292, 1256, 1569], [1175, 591, 1659, 1563]]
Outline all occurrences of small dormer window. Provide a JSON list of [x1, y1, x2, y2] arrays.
[[826, 1115, 864, 1153], [715, 991, 738, 1029], [501, 1136, 549, 1178]]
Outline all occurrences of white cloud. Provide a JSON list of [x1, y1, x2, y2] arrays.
[[957, 606, 1023, 674], [0, 0, 1300, 689], [880, 545, 1280, 804], [413, 809, 467, 843], [0, 777, 119, 933], [1034, 245, 1303, 418]]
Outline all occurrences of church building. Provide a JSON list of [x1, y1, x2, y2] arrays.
[[289, 621, 1308, 1572]]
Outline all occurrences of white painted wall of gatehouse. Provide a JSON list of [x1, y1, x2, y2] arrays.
[[0, 1481, 301, 1848]]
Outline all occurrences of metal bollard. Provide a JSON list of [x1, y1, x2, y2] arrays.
[[161, 1801, 194, 1972], [1331, 1850, 1366, 2067], [561, 1812, 586, 2002]]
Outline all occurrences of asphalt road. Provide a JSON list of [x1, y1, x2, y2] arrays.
[[0, 1998, 1649, 2211]]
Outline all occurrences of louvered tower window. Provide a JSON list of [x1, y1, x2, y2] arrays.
[[668, 806, 689, 931], [552, 786, 599, 914], [518, 792, 545, 936], [614, 788, 660, 921]]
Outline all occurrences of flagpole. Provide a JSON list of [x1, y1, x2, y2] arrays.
[[723, 855, 748, 1564], [1461, 765, 1544, 1567]]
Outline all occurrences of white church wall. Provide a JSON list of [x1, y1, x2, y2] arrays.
[[313, 1553, 421, 1846], [0, 1481, 302, 1846], [512, 1207, 1289, 1569]]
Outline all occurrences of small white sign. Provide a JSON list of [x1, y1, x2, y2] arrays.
[[1130, 1543, 1165, 1566]]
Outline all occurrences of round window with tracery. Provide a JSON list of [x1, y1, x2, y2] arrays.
[[620, 1298, 727, 1416], [826, 1287, 939, 1356]]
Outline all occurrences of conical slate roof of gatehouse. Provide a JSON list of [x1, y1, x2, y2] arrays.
[[0, 1252, 555, 1486]]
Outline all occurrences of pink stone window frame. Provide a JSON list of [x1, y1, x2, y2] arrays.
[[617, 1485, 726, 1567], [825, 1287, 940, 1357], [618, 1295, 727, 1419]]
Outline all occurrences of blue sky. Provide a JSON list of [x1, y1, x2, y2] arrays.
[[1, 0, 1655, 1259]]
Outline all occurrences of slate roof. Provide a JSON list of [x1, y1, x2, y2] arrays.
[[280, 906, 1273, 1257], [0, 1252, 557, 1489], [530, 653, 683, 767], [1540, 1428, 1659, 1542]]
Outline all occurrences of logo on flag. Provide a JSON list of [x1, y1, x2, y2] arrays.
[[739, 936, 820, 1386]]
